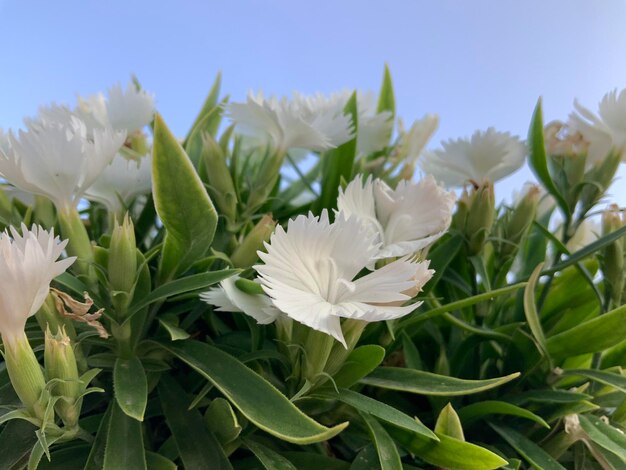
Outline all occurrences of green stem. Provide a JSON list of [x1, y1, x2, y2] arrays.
[[57, 207, 95, 283]]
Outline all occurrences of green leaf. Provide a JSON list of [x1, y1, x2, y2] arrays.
[[128, 269, 238, 316], [390, 428, 507, 470], [505, 389, 593, 405], [185, 72, 222, 143], [156, 340, 348, 444], [281, 452, 350, 470], [331, 344, 385, 389], [490, 423, 566, 470], [158, 318, 191, 341], [243, 438, 297, 470], [349, 445, 379, 470], [578, 415, 626, 462], [322, 388, 437, 440], [559, 368, 626, 394], [546, 303, 626, 358], [435, 403, 465, 440], [158, 375, 232, 470], [361, 367, 520, 396], [377, 64, 395, 117], [314, 93, 358, 214], [399, 283, 527, 332], [360, 412, 402, 470], [523, 263, 551, 364], [205, 397, 242, 445], [103, 402, 147, 470], [0, 420, 37, 469], [422, 234, 463, 295], [458, 401, 549, 429], [145, 452, 178, 470], [527, 98, 570, 217], [83, 405, 112, 470], [113, 357, 148, 421], [152, 113, 218, 281]]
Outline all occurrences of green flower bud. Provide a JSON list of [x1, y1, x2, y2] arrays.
[[3, 332, 46, 420], [464, 182, 495, 255], [231, 214, 276, 268], [580, 150, 621, 211], [44, 326, 81, 427], [501, 184, 539, 257], [108, 214, 137, 317], [201, 133, 238, 224], [602, 204, 625, 305], [127, 130, 149, 157]]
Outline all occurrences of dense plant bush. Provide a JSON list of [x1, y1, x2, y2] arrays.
[[1, 68, 625, 469]]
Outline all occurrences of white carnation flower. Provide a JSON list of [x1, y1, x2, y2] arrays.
[[226, 91, 354, 153], [85, 153, 152, 213], [200, 275, 280, 325], [0, 106, 126, 210], [337, 174, 455, 258], [397, 114, 439, 164], [419, 128, 527, 187], [569, 89, 626, 165], [0, 224, 74, 345], [254, 211, 434, 347]]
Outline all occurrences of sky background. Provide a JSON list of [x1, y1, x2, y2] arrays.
[[2, 0, 626, 203]]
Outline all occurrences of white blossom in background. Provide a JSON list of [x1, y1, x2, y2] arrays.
[[77, 81, 156, 133], [569, 89, 626, 165], [226, 91, 354, 153], [566, 219, 600, 253], [419, 128, 527, 187], [396, 114, 439, 164], [0, 106, 126, 211], [200, 274, 280, 325], [0, 225, 74, 345], [349, 91, 393, 156], [85, 153, 152, 213], [337, 174, 455, 258], [254, 211, 434, 347]]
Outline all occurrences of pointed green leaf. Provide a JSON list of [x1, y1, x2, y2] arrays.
[[360, 412, 402, 470], [0, 420, 37, 469], [152, 113, 218, 280], [332, 344, 385, 389], [113, 357, 147, 421], [559, 368, 626, 394], [243, 438, 297, 470], [103, 402, 146, 470], [158, 318, 191, 341], [527, 98, 570, 217], [281, 452, 350, 470], [578, 415, 626, 462], [205, 397, 242, 445], [145, 452, 178, 470], [159, 376, 232, 470], [490, 423, 565, 470], [390, 428, 507, 470], [377, 65, 395, 116], [83, 405, 112, 470], [547, 303, 626, 358], [458, 401, 549, 428], [361, 367, 519, 396], [524, 263, 551, 363], [156, 340, 348, 444], [185, 72, 222, 143], [435, 403, 465, 440]]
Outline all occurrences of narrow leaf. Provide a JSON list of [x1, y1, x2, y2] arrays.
[[377, 64, 395, 116], [332, 345, 385, 389], [158, 376, 232, 470], [559, 369, 626, 394], [458, 401, 549, 428], [361, 367, 519, 396], [523, 263, 551, 363], [435, 403, 465, 440], [360, 412, 402, 470], [243, 438, 297, 470], [103, 402, 146, 470], [490, 423, 565, 470], [156, 340, 348, 444], [113, 357, 148, 421]]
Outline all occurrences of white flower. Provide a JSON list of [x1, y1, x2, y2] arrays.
[[0, 106, 126, 210], [0, 224, 74, 344], [419, 128, 527, 187], [200, 275, 280, 325], [349, 91, 393, 156], [568, 89, 626, 165], [226, 91, 354, 152], [397, 114, 439, 164], [566, 219, 600, 252], [337, 175, 455, 258], [77, 81, 156, 133], [85, 153, 152, 213], [254, 211, 434, 346]]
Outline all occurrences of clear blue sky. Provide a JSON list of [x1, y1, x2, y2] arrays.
[[2, 0, 626, 202]]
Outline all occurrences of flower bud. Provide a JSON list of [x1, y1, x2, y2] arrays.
[[464, 182, 495, 255], [602, 204, 625, 305], [44, 326, 81, 427], [3, 332, 46, 420], [127, 130, 149, 157], [501, 184, 539, 258], [201, 133, 237, 224], [230, 214, 276, 268], [108, 214, 137, 317], [580, 150, 621, 211]]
